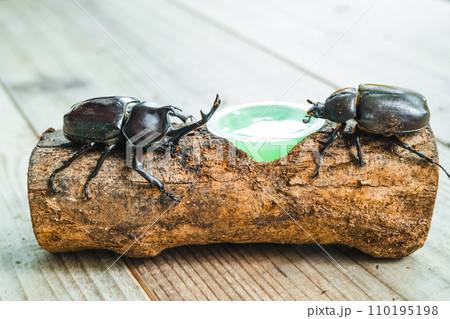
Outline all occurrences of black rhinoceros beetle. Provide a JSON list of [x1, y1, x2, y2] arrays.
[[49, 94, 221, 200], [303, 84, 449, 178]]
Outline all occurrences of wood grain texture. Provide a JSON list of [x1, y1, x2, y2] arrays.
[[0, 3, 150, 301], [172, 0, 450, 144], [28, 125, 439, 258], [0, 0, 449, 300]]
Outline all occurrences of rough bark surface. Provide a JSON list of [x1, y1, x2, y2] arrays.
[[28, 123, 439, 258]]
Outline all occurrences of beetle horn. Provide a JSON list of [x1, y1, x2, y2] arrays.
[[166, 106, 191, 123], [166, 94, 221, 147]]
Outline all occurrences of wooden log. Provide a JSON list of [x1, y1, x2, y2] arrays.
[[28, 123, 439, 258]]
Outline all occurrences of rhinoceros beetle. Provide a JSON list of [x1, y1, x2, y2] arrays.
[[49, 94, 221, 200], [303, 84, 449, 178]]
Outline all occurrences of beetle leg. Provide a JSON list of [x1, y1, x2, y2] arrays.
[[167, 94, 221, 150], [390, 135, 450, 179], [165, 106, 191, 123], [132, 150, 181, 201], [165, 140, 180, 156], [354, 126, 366, 166], [313, 122, 347, 178], [84, 144, 117, 200], [49, 142, 96, 194]]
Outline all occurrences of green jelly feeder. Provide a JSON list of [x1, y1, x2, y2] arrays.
[[207, 101, 325, 162]]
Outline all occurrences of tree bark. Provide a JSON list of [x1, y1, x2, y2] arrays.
[[28, 123, 439, 258]]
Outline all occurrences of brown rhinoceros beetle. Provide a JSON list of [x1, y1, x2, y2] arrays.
[[49, 95, 221, 200], [303, 84, 449, 178]]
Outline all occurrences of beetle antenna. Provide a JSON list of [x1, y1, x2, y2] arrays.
[[307, 99, 315, 105]]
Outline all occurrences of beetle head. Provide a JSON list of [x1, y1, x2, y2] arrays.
[[303, 100, 325, 123]]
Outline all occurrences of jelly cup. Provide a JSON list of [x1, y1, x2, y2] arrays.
[[207, 101, 325, 162]]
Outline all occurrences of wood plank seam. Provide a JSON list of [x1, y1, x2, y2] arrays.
[[123, 257, 157, 301], [4, 0, 450, 302], [167, 0, 340, 90], [0, 80, 40, 137]]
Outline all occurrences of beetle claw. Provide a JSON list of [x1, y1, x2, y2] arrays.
[[303, 115, 312, 124], [213, 94, 220, 107], [84, 187, 92, 200], [49, 177, 60, 194], [162, 188, 181, 201]]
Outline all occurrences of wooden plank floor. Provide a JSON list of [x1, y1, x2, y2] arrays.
[[0, 0, 449, 300]]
